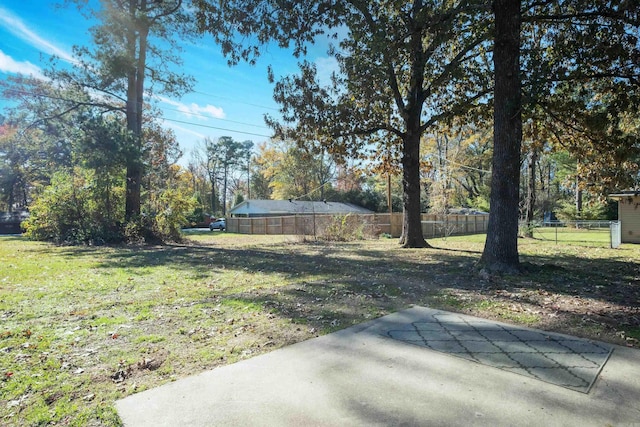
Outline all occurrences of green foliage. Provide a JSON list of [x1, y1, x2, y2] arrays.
[[254, 139, 334, 201], [422, 123, 493, 215], [202, 136, 253, 214], [518, 221, 537, 239], [155, 188, 198, 241], [325, 188, 385, 213], [0, 110, 74, 211], [468, 194, 490, 212], [556, 200, 608, 223], [185, 206, 206, 227], [122, 215, 156, 244], [22, 166, 196, 244], [23, 168, 124, 244]]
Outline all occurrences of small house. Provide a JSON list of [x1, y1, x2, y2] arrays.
[[609, 192, 640, 244], [229, 199, 373, 218]]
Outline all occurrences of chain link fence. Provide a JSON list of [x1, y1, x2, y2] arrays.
[[521, 220, 621, 248]]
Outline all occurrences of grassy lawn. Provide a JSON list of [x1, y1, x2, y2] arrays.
[[527, 226, 612, 247], [1, 230, 639, 426]]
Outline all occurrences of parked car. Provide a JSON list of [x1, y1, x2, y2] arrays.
[[209, 218, 226, 231]]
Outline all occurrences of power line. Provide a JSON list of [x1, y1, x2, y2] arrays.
[[0, 92, 274, 138], [162, 117, 272, 138], [20, 44, 282, 112], [287, 181, 331, 202], [159, 106, 270, 129]]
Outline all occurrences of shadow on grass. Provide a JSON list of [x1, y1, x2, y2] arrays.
[[427, 245, 483, 255], [44, 238, 640, 345], [54, 240, 639, 302]]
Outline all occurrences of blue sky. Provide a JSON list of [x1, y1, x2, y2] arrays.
[[0, 2, 337, 164]]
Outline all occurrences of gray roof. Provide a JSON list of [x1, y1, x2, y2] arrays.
[[230, 199, 373, 216]]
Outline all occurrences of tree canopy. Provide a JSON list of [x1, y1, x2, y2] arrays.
[[195, 0, 493, 247], [0, 1, 200, 242]]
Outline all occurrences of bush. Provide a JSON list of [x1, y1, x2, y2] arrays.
[[320, 214, 379, 241], [23, 167, 196, 245], [154, 189, 197, 241], [23, 168, 124, 244], [556, 200, 607, 223]]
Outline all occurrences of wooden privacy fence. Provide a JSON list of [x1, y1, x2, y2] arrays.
[[227, 213, 488, 238]]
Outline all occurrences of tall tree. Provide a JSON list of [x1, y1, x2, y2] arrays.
[[422, 123, 492, 212], [199, 137, 221, 214], [524, 1, 640, 195], [0, 124, 28, 212], [27, 0, 195, 221], [194, 0, 493, 248], [0, 79, 83, 210], [480, 0, 640, 272], [479, 0, 522, 273]]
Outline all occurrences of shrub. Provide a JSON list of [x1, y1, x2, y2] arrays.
[[556, 200, 607, 224], [23, 168, 196, 245], [154, 188, 197, 241], [320, 214, 379, 241], [23, 168, 124, 244]]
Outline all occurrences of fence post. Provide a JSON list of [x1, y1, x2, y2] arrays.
[[610, 221, 621, 249]]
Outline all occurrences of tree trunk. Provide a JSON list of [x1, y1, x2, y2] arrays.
[[8, 176, 16, 212], [524, 145, 538, 237], [210, 180, 217, 214], [399, 130, 429, 248], [222, 164, 228, 216], [479, 0, 522, 273], [575, 178, 582, 217], [398, 10, 429, 249], [124, 1, 149, 222], [124, 72, 141, 220]]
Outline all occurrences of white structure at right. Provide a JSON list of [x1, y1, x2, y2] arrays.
[[609, 192, 640, 244]]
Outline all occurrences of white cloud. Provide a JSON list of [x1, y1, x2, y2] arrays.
[[0, 49, 45, 79], [156, 95, 226, 120], [0, 6, 75, 63]]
